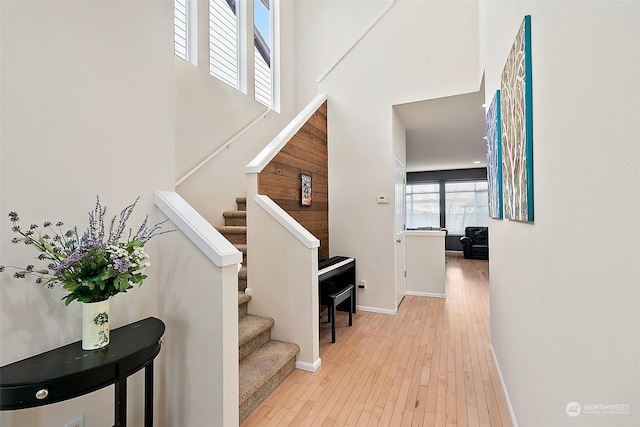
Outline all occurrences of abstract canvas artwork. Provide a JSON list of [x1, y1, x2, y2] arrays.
[[486, 90, 503, 219], [500, 15, 534, 222], [301, 173, 312, 206]]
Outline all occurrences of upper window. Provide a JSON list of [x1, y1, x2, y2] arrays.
[[205, 0, 276, 105], [174, 0, 189, 60], [209, 0, 240, 89], [175, 0, 197, 65], [445, 181, 488, 235], [406, 183, 440, 229], [253, 0, 272, 107]]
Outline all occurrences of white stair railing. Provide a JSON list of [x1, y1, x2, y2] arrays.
[[244, 94, 327, 174], [316, 0, 395, 83], [176, 108, 272, 187]]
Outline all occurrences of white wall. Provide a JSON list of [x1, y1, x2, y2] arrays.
[[246, 187, 320, 370], [481, 2, 640, 426], [294, 0, 388, 109], [0, 0, 174, 425], [156, 226, 239, 426], [297, 0, 481, 312], [392, 105, 406, 166]]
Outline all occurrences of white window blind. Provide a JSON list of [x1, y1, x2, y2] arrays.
[[209, 0, 239, 89], [254, 47, 271, 106], [174, 0, 188, 60]]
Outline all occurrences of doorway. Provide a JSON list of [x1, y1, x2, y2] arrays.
[[394, 157, 406, 308]]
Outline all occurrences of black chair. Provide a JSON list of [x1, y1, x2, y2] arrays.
[[320, 281, 354, 343], [460, 227, 489, 260]]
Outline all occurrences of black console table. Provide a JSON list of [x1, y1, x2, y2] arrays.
[[0, 316, 165, 427]]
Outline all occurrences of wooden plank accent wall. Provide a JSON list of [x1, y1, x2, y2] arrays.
[[258, 102, 329, 259]]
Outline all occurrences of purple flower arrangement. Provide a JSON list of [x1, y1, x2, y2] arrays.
[[0, 197, 172, 305]]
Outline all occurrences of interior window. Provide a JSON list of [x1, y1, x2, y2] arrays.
[[174, 0, 189, 60], [210, 0, 240, 89], [444, 181, 488, 235], [254, 0, 272, 107], [406, 182, 440, 229]]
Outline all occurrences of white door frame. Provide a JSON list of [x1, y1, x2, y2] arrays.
[[394, 157, 406, 308]]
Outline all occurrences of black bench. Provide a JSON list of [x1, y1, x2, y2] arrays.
[[321, 283, 354, 343]]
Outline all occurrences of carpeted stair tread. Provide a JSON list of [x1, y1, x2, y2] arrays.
[[234, 243, 247, 254], [238, 265, 247, 280], [236, 197, 246, 211], [223, 211, 246, 226], [217, 225, 247, 244], [238, 291, 251, 319], [239, 315, 274, 348], [238, 291, 251, 306], [216, 225, 247, 234], [223, 211, 246, 218], [239, 340, 300, 404]]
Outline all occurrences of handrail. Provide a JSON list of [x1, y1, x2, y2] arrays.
[[154, 191, 243, 267], [316, 0, 395, 83], [176, 108, 272, 187], [245, 94, 327, 174], [253, 195, 319, 249]]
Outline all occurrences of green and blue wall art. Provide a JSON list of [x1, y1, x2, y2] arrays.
[[486, 90, 503, 219], [500, 15, 534, 222]]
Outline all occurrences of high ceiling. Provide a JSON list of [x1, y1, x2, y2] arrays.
[[395, 87, 487, 173]]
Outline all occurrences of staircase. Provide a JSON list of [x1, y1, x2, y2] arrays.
[[217, 197, 300, 422]]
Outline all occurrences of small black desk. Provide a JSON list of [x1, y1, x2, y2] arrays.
[[0, 317, 165, 427]]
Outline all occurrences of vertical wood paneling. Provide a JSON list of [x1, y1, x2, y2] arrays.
[[258, 102, 329, 258]]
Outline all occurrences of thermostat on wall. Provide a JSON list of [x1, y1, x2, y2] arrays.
[[377, 195, 389, 204]]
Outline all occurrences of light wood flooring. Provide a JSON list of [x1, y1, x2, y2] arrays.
[[241, 252, 513, 427]]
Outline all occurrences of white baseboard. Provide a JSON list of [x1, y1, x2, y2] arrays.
[[406, 291, 446, 298], [296, 357, 321, 372], [356, 305, 396, 315], [490, 344, 518, 427]]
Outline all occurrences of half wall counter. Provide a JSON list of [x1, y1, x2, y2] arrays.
[[405, 230, 446, 298]]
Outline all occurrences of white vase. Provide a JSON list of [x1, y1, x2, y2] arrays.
[[82, 299, 110, 350]]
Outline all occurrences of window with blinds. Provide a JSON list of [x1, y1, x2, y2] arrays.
[[406, 183, 441, 229], [445, 181, 489, 235], [174, 0, 188, 60], [209, 0, 240, 89], [253, 0, 272, 107]]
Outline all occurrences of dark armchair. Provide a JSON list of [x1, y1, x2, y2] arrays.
[[460, 227, 489, 260]]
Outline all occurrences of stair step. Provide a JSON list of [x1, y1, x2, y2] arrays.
[[238, 291, 251, 319], [239, 315, 274, 359], [223, 211, 247, 226], [217, 226, 247, 244], [239, 340, 299, 422], [235, 244, 247, 265], [238, 265, 248, 292], [236, 197, 246, 211]]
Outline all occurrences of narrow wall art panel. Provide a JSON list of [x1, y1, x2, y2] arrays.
[[486, 90, 503, 219], [301, 173, 312, 206], [501, 15, 534, 222]]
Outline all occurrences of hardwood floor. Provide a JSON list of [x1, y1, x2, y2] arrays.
[[241, 252, 513, 427]]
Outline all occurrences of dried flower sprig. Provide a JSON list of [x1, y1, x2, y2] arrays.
[[1, 197, 173, 305]]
